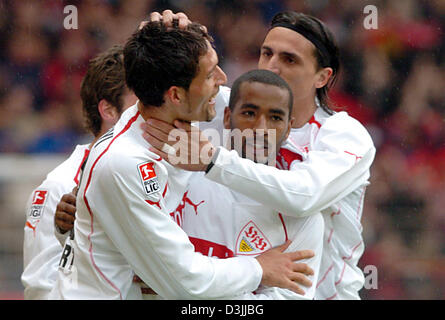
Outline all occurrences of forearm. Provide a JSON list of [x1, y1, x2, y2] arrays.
[[205, 146, 374, 218], [94, 169, 262, 299]]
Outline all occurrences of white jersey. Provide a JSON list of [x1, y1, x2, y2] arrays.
[[179, 172, 324, 300], [205, 106, 376, 300], [22, 144, 90, 300], [49, 104, 262, 300]]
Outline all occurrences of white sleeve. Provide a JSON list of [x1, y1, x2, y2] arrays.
[[234, 214, 324, 300], [89, 154, 262, 299], [205, 117, 376, 218], [22, 180, 68, 299]]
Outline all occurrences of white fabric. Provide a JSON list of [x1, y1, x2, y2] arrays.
[[205, 106, 376, 300], [49, 104, 262, 300], [22, 144, 90, 300], [179, 172, 324, 300]]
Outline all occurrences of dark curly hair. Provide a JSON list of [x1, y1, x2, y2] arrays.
[[124, 21, 213, 107]]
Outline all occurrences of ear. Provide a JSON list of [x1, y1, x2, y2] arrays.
[[98, 99, 119, 124], [315, 67, 333, 89], [165, 86, 187, 106], [223, 106, 231, 129], [284, 116, 295, 140]]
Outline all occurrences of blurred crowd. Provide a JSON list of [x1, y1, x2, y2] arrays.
[[0, 0, 444, 299]]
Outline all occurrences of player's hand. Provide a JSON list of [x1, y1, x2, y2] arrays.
[[141, 119, 215, 172], [139, 10, 208, 33], [139, 10, 196, 30], [54, 187, 78, 234], [255, 240, 315, 295]]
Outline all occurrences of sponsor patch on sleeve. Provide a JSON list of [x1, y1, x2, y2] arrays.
[[28, 190, 48, 220], [137, 162, 161, 197]]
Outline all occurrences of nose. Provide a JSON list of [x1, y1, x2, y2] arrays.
[[216, 66, 227, 86], [254, 115, 268, 132], [265, 56, 280, 75]]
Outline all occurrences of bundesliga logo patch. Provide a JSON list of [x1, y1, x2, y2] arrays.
[[28, 190, 48, 219], [137, 162, 160, 196], [235, 221, 271, 256]]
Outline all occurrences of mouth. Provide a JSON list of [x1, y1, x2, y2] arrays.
[[208, 96, 216, 106], [245, 140, 269, 151], [208, 89, 219, 106]]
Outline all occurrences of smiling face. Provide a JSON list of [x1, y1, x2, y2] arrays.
[[182, 40, 227, 122], [224, 81, 293, 163]]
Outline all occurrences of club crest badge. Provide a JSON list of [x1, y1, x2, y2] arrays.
[[235, 221, 271, 256]]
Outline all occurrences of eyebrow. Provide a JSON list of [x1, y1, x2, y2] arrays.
[[269, 108, 287, 116], [240, 103, 260, 110], [261, 45, 302, 63], [240, 103, 287, 116]]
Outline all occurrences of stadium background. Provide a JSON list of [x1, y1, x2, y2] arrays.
[[0, 0, 444, 299]]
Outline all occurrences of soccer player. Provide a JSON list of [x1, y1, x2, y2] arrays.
[[49, 22, 312, 300], [179, 69, 324, 299], [22, 45, 137, 300], [144, 10, 376, 300]]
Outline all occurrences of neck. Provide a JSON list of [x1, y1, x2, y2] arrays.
[[291, 96, 317, 128], [138, 101, 178, 124], [89, 127, 109, 149]]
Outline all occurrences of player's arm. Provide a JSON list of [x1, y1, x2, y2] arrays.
[[22, 180, 68, 299], [23, 181, 66, 266], [207, 116, 376, 218], [89, 154, 307, 299], [142, 116, 376, 218]]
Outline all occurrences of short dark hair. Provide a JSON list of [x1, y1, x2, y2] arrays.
[[80, 45, 127, 137], [271, 11, 340, 114], [124, 22, 212, 107], [229, 69, 293, 117]]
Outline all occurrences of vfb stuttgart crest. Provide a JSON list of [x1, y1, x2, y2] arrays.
[[235, 221, 271, 256], [137, 162, 160, 196]]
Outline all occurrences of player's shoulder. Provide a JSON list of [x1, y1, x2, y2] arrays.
[[44, 144, 89, 185], [97, 129, 165, 182], [89, 104, 147, 168], [318, 109, 375, 148]]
